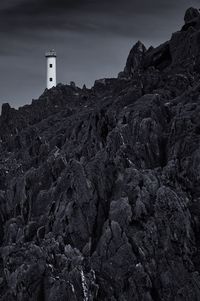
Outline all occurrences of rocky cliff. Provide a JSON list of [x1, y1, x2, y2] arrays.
[[1, 7, 200, 301]]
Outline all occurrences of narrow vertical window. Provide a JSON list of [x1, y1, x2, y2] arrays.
[[50, 64, 53, 68], [49, 78, 53, 82]]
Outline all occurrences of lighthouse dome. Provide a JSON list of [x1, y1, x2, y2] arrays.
[[45, 49, 57, 57]]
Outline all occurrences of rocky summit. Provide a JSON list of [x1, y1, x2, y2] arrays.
[[1, 7, 200, 301]]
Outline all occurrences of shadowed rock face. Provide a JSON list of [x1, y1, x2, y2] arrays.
[[184, 7, 200, 24], [1, 7, 200, 301]]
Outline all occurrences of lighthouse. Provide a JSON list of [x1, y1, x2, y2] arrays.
[[45, 50, 57, 89]]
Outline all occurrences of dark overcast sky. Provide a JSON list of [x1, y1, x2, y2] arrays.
[[0, 0, 199, 108]]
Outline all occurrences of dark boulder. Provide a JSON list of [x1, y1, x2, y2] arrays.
[[184, 7, 200, 23]]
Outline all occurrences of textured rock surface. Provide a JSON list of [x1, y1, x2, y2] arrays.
[[1, 7, 200, 301], [184, 7, 200, 24]]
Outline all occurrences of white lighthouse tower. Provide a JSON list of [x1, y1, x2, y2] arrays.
[[45, 50, 57, 89]]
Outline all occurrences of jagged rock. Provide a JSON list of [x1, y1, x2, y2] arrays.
[[184, 7, 200, 23], [121, 41, 146, 78], [144, 41, 172, 70], [70, 81, 76, 88], [1, 103, 11, 119]]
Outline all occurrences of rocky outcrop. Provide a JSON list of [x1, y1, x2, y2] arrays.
[[121, 7, 200, 78], [184, 7, 200, 24], [119, 41, 146, 78], [1, 7, 200, 301]]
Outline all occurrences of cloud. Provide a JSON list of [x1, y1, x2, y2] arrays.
[[0, 0, 199, 37]]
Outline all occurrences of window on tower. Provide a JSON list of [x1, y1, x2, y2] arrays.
[[50, 78, 53, 82], [50, 64, 53, 68]]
